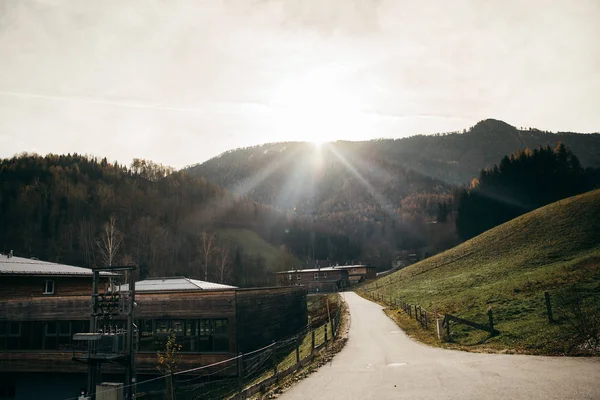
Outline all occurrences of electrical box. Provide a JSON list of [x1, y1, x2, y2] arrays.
[[95, 382, 124, 400]]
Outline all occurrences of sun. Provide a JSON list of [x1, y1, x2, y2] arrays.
[[269, 69, 362, 144]]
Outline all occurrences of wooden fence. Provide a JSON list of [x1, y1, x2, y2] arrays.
[[362, 290, 499, 340]]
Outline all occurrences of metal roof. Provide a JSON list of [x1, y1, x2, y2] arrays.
[[332, 265, 372, 270], [276, 267, 345, 274], [0, 254, 114, 276], [122, 277, 237, 292]]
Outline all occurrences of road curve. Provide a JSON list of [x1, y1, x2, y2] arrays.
[[281, 292, 600, 400]]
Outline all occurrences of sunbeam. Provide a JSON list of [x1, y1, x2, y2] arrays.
[[325, 143, 398, 220]]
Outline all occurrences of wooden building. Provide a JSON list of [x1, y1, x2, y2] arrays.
[[332, 265, 376, 284], [0, 255, 307, 400], [275, 267, 349, 293]]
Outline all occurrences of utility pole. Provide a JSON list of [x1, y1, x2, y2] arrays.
[[73, 265, 137, 400]]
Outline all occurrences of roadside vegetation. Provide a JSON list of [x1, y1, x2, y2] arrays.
[[365, 190, 600, 355]]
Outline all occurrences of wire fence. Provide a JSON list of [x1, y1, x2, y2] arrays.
[[112, 294, 345, 400], [360, 287, 600, 353]]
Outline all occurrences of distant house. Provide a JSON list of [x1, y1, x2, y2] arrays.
[[275, 267, 349, 293], [0, 254, 307, 400], [332, 264, 376, 284]]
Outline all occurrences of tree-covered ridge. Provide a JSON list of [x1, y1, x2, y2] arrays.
[[0, 153, 361, 285], [188, 119, 600, 189], [186, 119, 600, 267], [455, 143, 600, 240]]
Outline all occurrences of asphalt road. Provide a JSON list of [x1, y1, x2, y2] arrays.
[[281, 292, 600, 400]]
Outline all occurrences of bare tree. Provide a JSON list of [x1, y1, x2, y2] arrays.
[[97, 215, 123, 266], [200, 231, 216, 281], [216, 245, 231, 284]]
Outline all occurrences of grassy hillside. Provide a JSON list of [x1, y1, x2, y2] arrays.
[[365, 190, 600, 354], [216, 228, 301, 271]]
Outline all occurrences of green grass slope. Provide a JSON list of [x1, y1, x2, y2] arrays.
[[366, 189, 600, 354], [216, 228, 301, 271]]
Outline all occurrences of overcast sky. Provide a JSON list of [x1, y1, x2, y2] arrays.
[[0, 0, 599, 168]]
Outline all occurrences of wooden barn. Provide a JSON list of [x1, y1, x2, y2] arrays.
[[0, 254, 307, 400]]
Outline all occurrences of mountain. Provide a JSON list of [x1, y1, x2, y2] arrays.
[[188, 119, 600, 194], [366, 189, 600, 354], [185, 119, 600, 266]]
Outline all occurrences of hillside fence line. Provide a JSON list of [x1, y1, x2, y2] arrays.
[[64, 295, 344, 400], [361, 290, 498, 340]]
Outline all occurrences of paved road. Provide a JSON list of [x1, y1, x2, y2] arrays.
[[282, 292, 600, 400]]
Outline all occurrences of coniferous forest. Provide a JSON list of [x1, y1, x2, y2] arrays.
[[455, 143, 600, 240]]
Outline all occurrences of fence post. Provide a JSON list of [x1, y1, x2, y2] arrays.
[[296, 336, 300, 364], [445, 315, 450, 339], [424, 311, 428, 330], [237, 352, 243, 390], [311, 330, 315, 352], [272, 341, 278, 378], [544, 291, 554, 323], [324, 323, 328, 344], [488, 309, 495, 335], [408, 304, 412, 317]]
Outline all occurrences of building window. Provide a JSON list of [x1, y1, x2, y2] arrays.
[[43, 280, 55, 295], [139, 318, 230, 353], [314, 273, 319, 281], [0, 383, 15, 399]]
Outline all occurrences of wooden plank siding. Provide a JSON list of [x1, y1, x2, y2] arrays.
[[0, 286, 307, 374], [276, 269, 349, 287], [235, 287, 307, 353], [0, 276, 110, 299], [0, 351, 235, 375]]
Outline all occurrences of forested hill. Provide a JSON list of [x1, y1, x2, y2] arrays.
[[184, 119, 600, 267], [187, 119, 600, 193], [0, 154, 361, 285]]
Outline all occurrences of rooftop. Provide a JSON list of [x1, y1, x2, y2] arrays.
[[331, 265, 371, 270], [122, 277, 237, 292], [0, 254, 115, 276], [276, 267, 346, 274]]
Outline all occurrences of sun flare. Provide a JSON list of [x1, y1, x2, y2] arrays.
[[269, 70, 363, 144]]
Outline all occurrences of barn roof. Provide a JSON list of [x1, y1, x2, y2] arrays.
[[0, 254, 114, 276], [122, 277, 237, 292]]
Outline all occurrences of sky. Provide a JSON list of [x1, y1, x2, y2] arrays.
[[0, 0, 599, 169]]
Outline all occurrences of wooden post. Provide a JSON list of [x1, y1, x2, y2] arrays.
[[311, 330, 315, 352], [424, 311, 428, 330], [295, 336, 300, 364], [408, 304, 412, 317], [272, 341, 277, 377], [324, 323, 328, 343], [445, 315, 450, 339], [237, 352, 243, 390], [488, 309, 495, 335], [545, 292, 554, 323]]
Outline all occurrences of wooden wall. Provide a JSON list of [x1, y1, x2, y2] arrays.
[[0, 276, 108, 299], [0, 287, 308, 373], [276, 270, 349, 286], [235, 286, 307, 353], [0, 351, 235, 375]]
